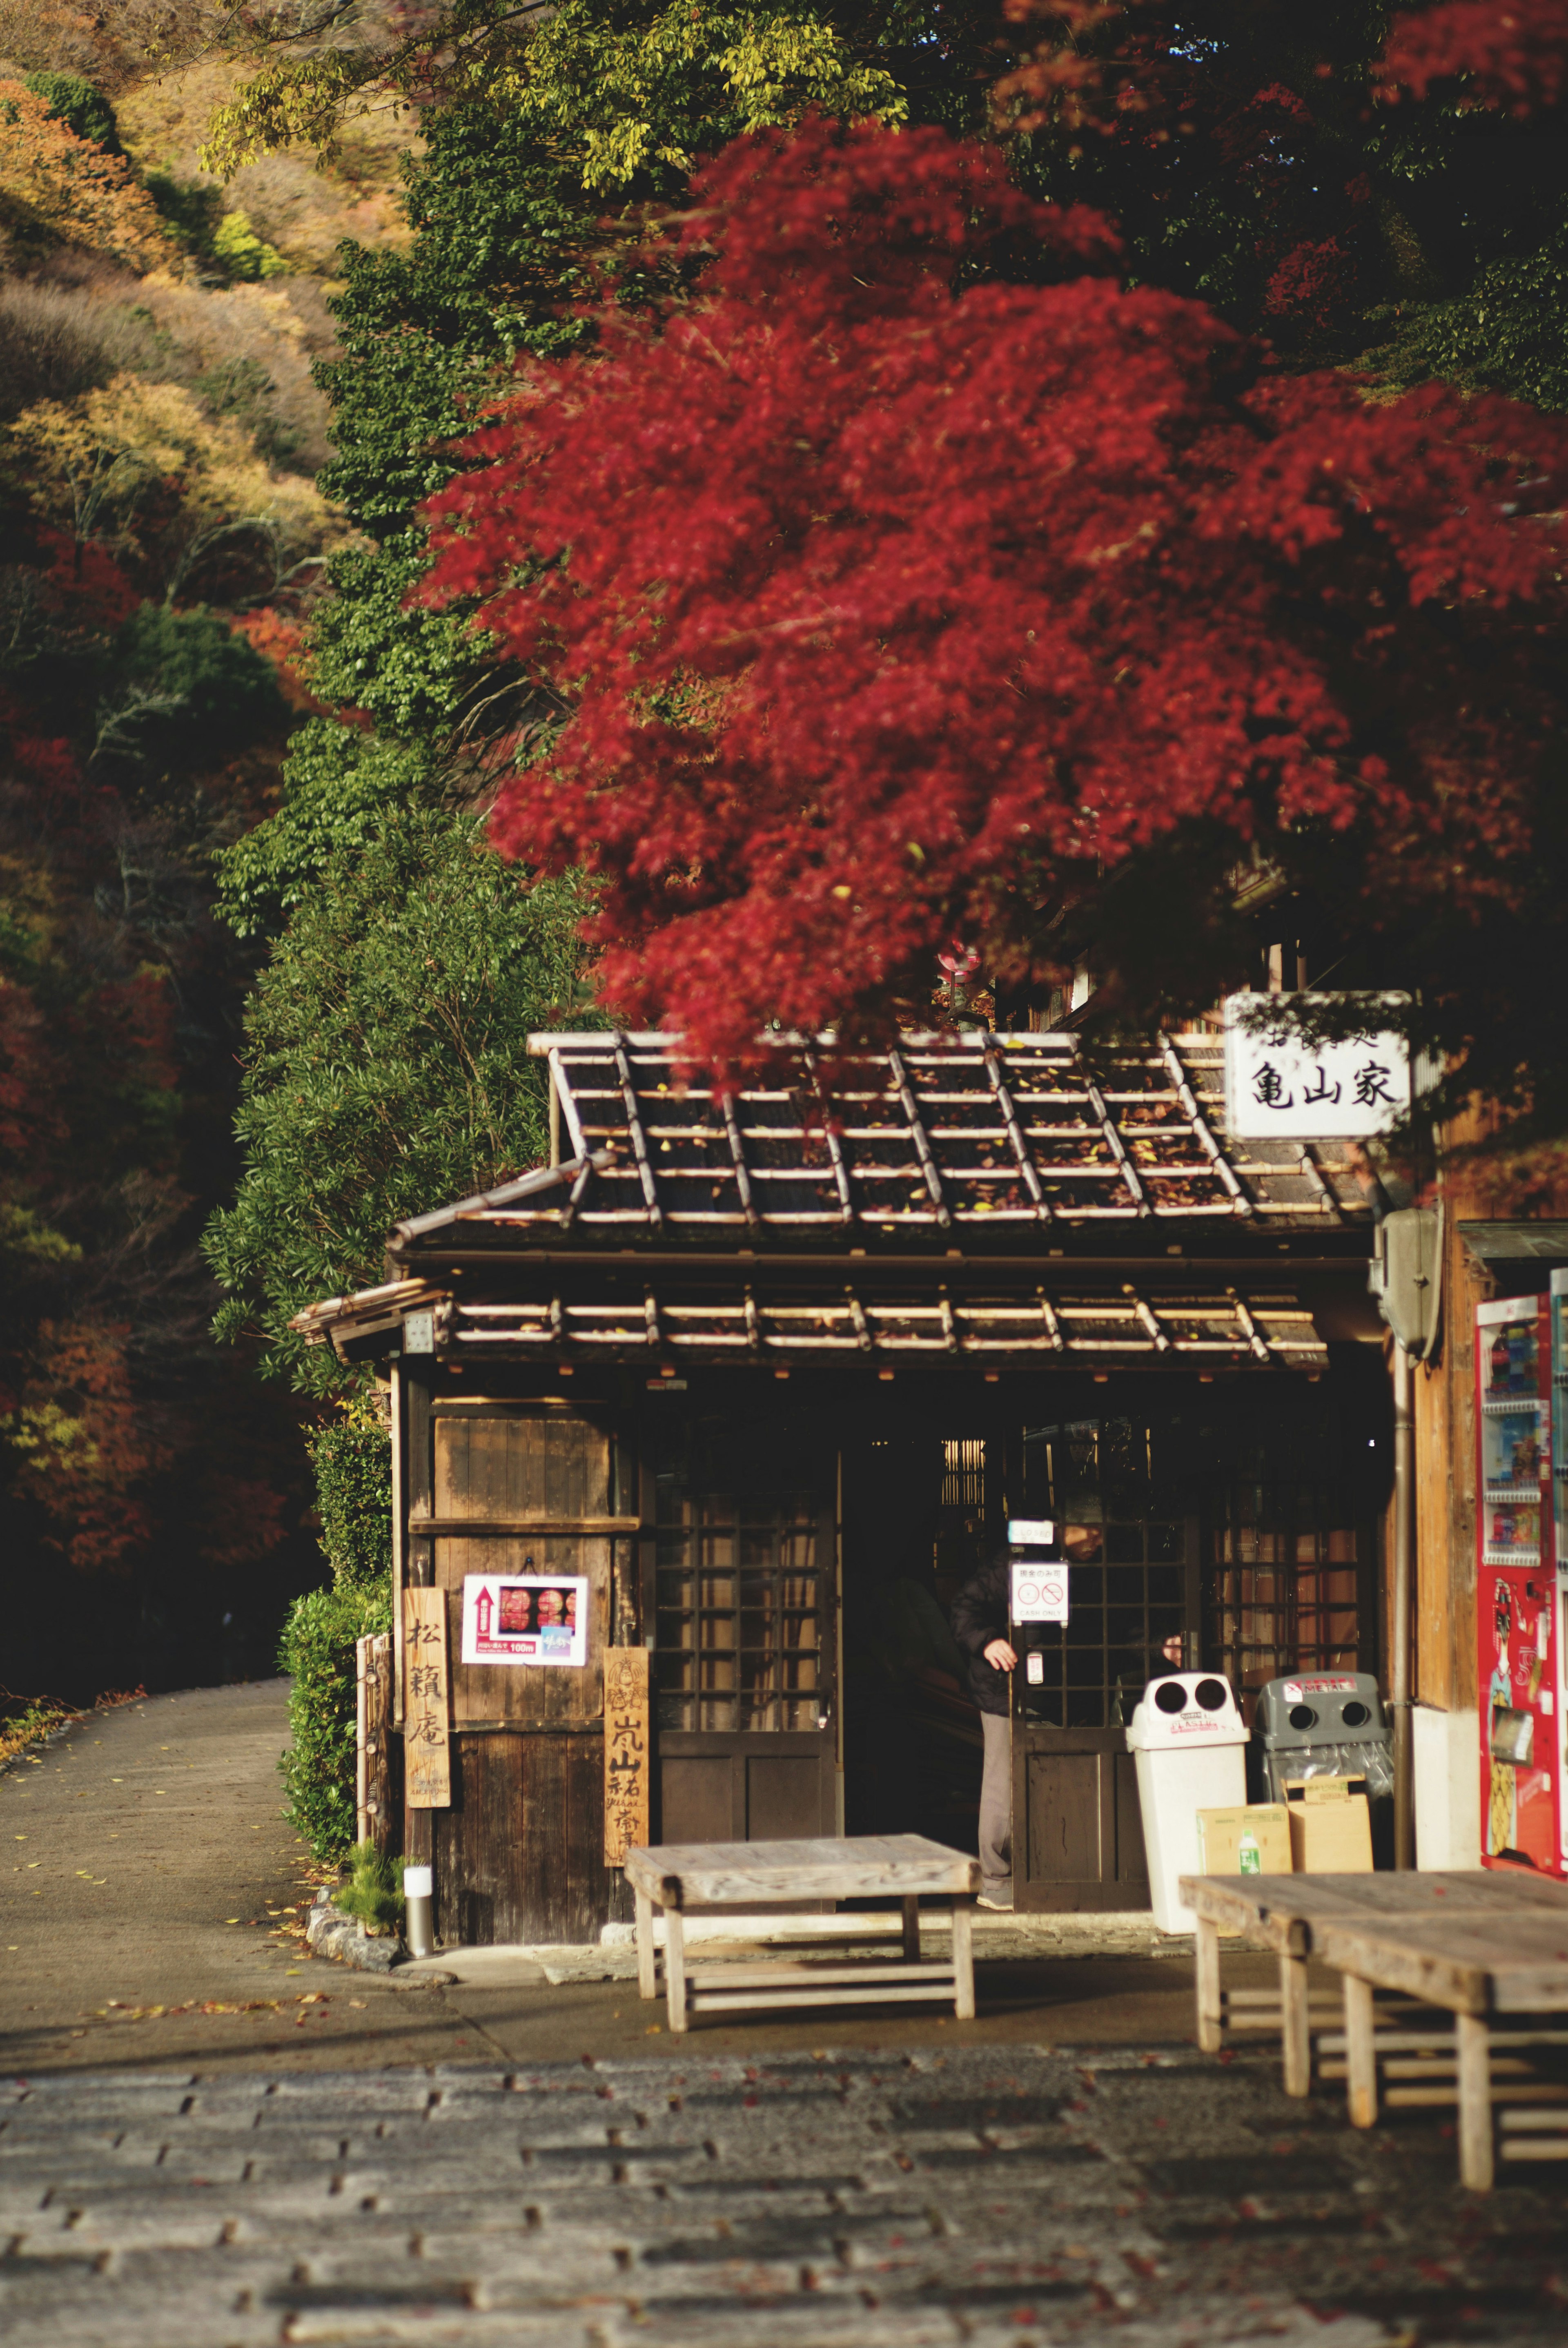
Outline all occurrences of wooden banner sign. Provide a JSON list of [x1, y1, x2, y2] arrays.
[[403, 1587, 451, 1808], [603, 1646, 650, 1866]]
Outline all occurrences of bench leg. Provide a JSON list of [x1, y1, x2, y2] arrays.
[[902, 1895, 920, 1962], [1343, 1973, 1376, 2128], [1195, 1916, 1223, 2055], [635, 1886, 657, 2002], [1457, 2012, 1494, 2192], [1280, 1951, 1311, 2098], [951, 1900, 975, 2021], [664, 1906, 688, 2036]]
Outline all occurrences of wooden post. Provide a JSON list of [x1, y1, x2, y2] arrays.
[[356, 1636, 370, 1846], [1280, 1951, 1312, 2097], [951, 1900, 975, 2021], [635, 1886, 657, 2002], [665, 1904, 688, 2034], [1343, 1972, 1377, 2128], [363, 1634, 394, 1852], [902, 1895, 920, 1962], [1457, 2011, 1494, 2191], [1194, 1915, 1223, 2054]]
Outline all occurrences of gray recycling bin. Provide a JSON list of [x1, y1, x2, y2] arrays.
[[1251, 1670, 1394, 1867]]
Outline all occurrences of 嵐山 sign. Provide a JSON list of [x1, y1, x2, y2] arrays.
[[1223, 994, 1410, 1139]]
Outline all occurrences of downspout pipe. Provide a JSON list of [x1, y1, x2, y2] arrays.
[[1391, 1340, 1415, 1869]]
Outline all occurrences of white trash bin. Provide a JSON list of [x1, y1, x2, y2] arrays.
[[1126, 1672, 1247, 1932]]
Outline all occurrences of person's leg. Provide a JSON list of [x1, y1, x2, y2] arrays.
[[978, 1710, 1013, 1906]]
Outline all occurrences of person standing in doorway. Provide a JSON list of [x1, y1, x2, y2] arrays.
[[950, 1554, 1015, 1910]]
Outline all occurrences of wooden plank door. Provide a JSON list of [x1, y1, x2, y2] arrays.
[[1012, 1512, 1201, 1913], [650, 1419, 837, 1846], [423, 1401, 635, 1944]]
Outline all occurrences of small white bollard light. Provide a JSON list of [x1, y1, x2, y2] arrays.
[[403, 1864, 435, 1959]]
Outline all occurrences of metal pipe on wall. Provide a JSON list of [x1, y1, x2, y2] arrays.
[[1391, 1339, 1415, 1868]]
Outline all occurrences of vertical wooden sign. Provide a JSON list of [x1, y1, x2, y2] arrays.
[[603, 1646, 650, 1865], [403, 1588, 451, 1808]]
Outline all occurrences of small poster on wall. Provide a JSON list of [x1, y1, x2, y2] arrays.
[[461, 1573, 588, 1668]]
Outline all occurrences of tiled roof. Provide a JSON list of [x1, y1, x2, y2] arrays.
[[399, 1030, 1369, 1247]]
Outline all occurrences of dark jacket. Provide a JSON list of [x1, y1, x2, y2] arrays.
[[949, 1555, 1013, 1717]]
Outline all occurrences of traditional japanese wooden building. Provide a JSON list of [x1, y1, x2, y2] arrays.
[[294, 1029, 1387, 1945]]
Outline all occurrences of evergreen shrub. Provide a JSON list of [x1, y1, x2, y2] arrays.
[[278, 1394, 393, 1859]]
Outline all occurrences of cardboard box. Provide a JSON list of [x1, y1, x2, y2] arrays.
[[1285, 1775, 1373, 1873], [1197, 1802, 1292, 1876]]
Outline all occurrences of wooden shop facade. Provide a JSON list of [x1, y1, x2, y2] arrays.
[[294, 1030, 1388, 1946]]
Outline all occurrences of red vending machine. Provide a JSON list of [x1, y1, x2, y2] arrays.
[[1476, 1293, 1564, 1876]]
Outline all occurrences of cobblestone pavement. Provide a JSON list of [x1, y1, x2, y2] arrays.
[[4, 2045, 1566, 2347]]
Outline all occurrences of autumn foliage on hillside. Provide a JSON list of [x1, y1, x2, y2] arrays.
[[421, 118, 1568, 1075], [1381, 0, 1568, 112]]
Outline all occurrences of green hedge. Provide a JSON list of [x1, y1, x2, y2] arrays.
[[279, 1394, 394, 1859], [278, 1582, 392, 1860]]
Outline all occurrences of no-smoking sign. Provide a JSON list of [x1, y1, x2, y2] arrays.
[[1011, 1561, 1069, 1626]]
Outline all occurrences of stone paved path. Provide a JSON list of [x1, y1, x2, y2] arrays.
[[4, 2045, 1566, 2347]]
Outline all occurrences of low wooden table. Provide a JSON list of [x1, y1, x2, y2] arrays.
[[625, 1835, 979, 2034], [1180, 1870, 1568, 2190]]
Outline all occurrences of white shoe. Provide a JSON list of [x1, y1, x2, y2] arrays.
[[977, 1893, 1013, 1912]]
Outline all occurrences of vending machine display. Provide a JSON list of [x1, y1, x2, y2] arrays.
[[1476, 1294, 1564, 1876]]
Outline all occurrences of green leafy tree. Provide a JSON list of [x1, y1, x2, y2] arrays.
[[205, 806, 599, 1391], [23, 71, 121, 154]]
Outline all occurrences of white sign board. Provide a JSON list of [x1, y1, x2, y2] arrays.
[[1011, 1561, 1069, 1626], [461, 1573, 588, 1668], [1007, 1519, 1055, 1547], [1223, 994, 1409, 1139]]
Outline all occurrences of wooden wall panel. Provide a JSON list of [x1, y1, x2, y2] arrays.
[[435, 1534, 610, 1728], [432, 1730, 631, 1946]]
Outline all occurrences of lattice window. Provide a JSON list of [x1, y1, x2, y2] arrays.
[[653, 1425, 824, 1733], [1211, 1496, 1361, 1701]]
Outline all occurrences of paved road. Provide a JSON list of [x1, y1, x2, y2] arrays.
[[4, 2045, 1567, 2347], [1, 1685, 1264, 2076]]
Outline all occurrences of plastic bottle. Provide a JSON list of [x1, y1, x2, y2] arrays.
[[1238, 1824, 1261, 1876]]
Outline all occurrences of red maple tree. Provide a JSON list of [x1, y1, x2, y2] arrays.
[[1380, 0, 1568, 113], [421, 118, 1568, 1075]]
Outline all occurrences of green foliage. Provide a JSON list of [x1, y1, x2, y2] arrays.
[[215, 718, 438, 939], [23, 72, 120, 154], [331, 1839, 405, 1932], [205, 805, 599, 1391], [306, 1394, 392, 1592], [143, 169, 225, 258], [277, 1581, 391, 1860], [200, 0, 907, 184], [212, 206, 288, 283], [104, 604, 285, 774], [1359, 230, 1568, 413]]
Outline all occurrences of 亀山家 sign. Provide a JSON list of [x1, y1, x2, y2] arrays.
[[1223, 994, 1410, 1139]]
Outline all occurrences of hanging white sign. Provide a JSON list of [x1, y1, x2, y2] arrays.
[[1223, 994, 1410, 1139], [1011, 1561, 1069, 1626]]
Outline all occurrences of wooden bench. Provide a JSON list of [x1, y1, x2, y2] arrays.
[[624, 1835, 979, 2035], [1180, 1870, 1568, 2191]]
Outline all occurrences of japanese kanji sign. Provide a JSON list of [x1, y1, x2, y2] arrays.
[[602, 1646, 650, 1867], [403, 1587, 450, 1808], [1223, 994, 1410, 1139]]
